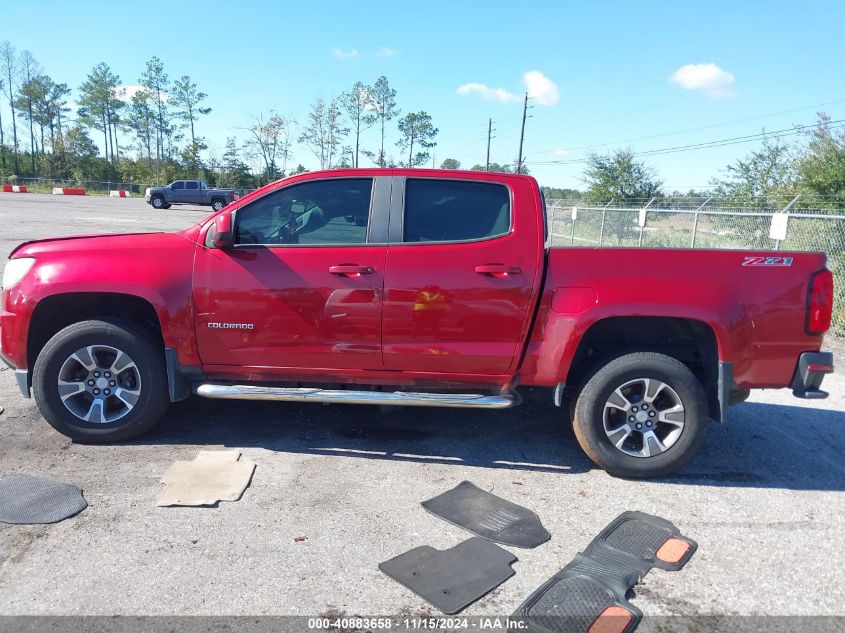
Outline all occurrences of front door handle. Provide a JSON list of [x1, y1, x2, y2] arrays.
[[329, 264, 375, 277], [474, 264, 521, 277]]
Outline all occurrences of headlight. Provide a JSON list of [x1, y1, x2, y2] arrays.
[[2, 258, 36, 289]]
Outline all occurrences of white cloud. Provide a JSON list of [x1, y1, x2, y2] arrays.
[[375, 46, 399, 58], [456, 82, 520, 104], [114, 84, 143, 102], [331, 47, 359, 60], [552, 148, 571, 157], [670, 63, 735, 98], [457, 71, 560, 107], [522, 70, 559, 106], [113, 84, 168, 103]]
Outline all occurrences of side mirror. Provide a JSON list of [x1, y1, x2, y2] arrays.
[[212, 213, 234, 249]]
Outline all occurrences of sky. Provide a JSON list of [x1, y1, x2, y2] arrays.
[[2, 0, 844, 190]]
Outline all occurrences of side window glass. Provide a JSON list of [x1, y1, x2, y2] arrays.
[[235, 178, 373, 246], [171, 181, 184, 190], [403, 179, 511, 243], [185, 181, 199, 190]]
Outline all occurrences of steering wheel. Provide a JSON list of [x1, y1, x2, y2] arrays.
[[261, 222, 297, 244]]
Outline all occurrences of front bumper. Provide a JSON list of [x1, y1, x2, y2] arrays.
[[790, 351, 834, 399], [0, 304, 31, 397], [0, 351, 30, 398]]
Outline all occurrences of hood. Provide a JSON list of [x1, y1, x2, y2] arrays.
[[10, 232, 183, 259]]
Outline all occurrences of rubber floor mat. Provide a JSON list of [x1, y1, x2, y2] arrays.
[[510, 512, 696, 633], [379, 537, 517, 614], [158, 450, 256, 507], [0, 474, 87, 524], [584, 511, 697, 574], [421, 481, 550, 548]]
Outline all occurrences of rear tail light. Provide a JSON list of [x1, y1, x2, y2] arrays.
[[807, 270, 834, 334], [229, 191, 236, 201]]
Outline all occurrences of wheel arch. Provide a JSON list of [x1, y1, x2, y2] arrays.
[[27, 292, 165, 372], [564, 315, 725, 420]]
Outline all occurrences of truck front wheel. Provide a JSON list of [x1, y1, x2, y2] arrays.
[[32, 319, 170, 443], [150, 194, 170, 209], [571, 352, 709, 478]]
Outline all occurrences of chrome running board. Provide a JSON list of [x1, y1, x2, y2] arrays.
[[194, 384, 516, 409]]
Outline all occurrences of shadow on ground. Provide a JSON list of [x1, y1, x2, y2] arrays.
[[136, 388, 845, 491]]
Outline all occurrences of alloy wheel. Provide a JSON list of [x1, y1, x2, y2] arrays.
[[602, 377, 685, 458], [57, 345, 142, 424]]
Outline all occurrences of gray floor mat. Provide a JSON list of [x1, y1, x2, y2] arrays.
[[379, 537, 517, 614], [421, 481, 551, 548], [0, 474, 87, 524]]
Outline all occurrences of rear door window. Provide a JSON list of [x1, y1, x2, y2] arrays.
[[402, 179, 511, 243], [185, 181, 199, 190]]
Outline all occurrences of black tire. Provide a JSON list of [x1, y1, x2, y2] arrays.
[[150, 194, 166, 209], [162, 203, 171, 209], [211, 198, 225, 212], [32, 319, 170, 443], [571, 352, 709, 478]]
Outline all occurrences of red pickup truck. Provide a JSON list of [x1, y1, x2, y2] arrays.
[[0, 169, 835, 477]]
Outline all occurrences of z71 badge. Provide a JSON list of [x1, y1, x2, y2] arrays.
[[742, 256, 794, 267]]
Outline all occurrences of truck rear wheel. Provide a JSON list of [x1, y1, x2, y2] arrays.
[[211, 198, 225, 212], [571, 352, 709, 478], [32, 319, 170, 443]]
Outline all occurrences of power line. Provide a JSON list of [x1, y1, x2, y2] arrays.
[[636, 121, 845, 157], [528, 118, 845, 166], [530, 97, 845, 157]]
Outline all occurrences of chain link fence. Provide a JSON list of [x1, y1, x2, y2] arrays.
[[547, 198, 845, 337], [1, 176, 152, 195]]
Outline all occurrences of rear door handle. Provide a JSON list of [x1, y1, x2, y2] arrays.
[[474, 264, 521, 277], [329, 265, 375, 277]]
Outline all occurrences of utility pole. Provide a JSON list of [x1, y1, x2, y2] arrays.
[[516, 92, 529, 174], [486, 118, 493, 171]]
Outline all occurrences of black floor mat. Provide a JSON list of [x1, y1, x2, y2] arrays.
[[510, 512, 696, 633], [513, 560, 639, 633], [379, 537, 517, 614], [584, 511, 697, 575], [0, 474, 88, 524], [421, 481, 551, 548]]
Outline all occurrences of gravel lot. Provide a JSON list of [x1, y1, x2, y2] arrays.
[[0, 194, 843, 620]]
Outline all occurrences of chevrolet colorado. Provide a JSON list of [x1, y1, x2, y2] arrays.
[[0, 169, 835, 477], [145, 179, 236, 211]]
